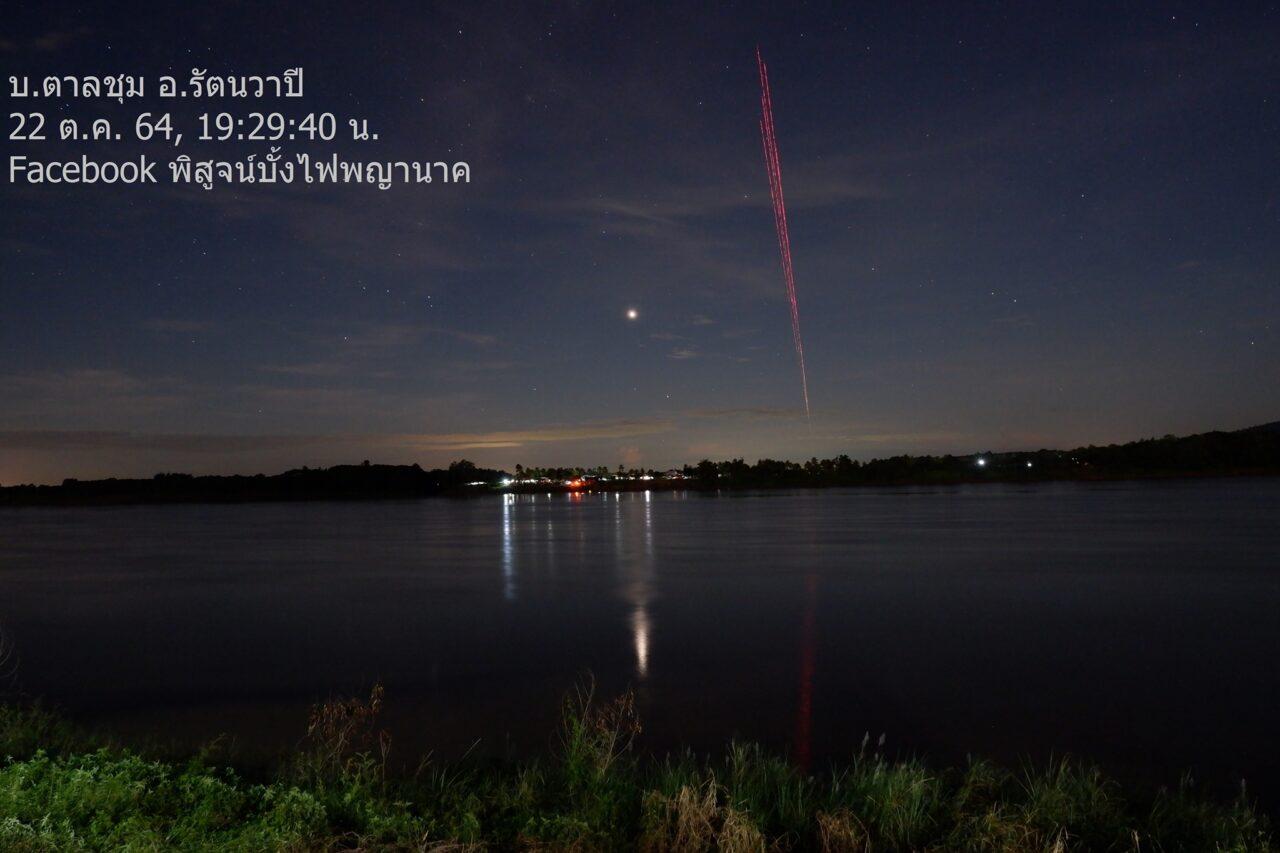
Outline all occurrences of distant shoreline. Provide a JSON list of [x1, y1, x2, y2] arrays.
[[2, 469, 1278, 510], [2, 421, 1276, 507]]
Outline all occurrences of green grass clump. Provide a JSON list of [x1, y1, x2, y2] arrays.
[[0, 682, 1271, 851]]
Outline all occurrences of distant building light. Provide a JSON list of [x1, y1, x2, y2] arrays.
[[976, 458, 987, 467], [640, 474, 654, 481], [1026, 461, 1033, 468], [501, 478, 514, 487]]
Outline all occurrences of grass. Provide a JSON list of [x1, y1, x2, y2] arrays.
[[0, 683, 1271, 851]]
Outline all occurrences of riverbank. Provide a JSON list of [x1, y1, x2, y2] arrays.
[[0, 686, 1271, 851], [2, 422, 1276, 506]]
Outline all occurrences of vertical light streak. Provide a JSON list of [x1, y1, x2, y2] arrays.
[[501, 492, 516, 601], [757, 48, 812, 419]]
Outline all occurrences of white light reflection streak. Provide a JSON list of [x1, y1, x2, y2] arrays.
[[501, 493, 516, 601], [629, 491, 656, 679]]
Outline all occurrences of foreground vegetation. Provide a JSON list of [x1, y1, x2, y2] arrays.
[[0, 684, 1272, 851]]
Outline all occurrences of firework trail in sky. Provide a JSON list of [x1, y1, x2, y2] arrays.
[[757, 48, 811, 420]]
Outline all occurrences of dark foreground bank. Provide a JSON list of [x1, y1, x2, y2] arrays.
[[0, 685, 1271, 851]]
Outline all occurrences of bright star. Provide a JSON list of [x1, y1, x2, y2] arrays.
[[626, 308, 639, 321]]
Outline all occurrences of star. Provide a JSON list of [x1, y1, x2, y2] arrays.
[[625, 308, 639, 321]]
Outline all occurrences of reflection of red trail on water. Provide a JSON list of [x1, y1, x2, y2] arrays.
[[795, 573, 817, 772], [756, 48, 811, 420]]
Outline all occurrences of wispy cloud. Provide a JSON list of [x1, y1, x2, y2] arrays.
[[397, 418, 674, 450], [2, 369, 146, 395], [0, 430, 325, 453], [0, 27, 92, 53], [258, 362, 361, 378], [0, 418, 674, 455], [322, 321, 497, 350], [33, 27, 91, 51], [685, 406, 800, 421], [0, 369, 189, 421], [557, 174, 888, 226], [141, 318, 213, 334]]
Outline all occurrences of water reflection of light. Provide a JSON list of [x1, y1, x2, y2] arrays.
[[795, 573, 818, 772], [501, 493, 516, 601], [613, 491, 657, 681], [631, 605, 650, 677]]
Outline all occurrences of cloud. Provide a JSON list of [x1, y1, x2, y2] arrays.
[[321, 322, 496, 350], [685, 407, 800, 421], [171, 186, 490, 275], [0, 369, 210, 435], [0, 418, 674, 456], [823, 428, 973, 447], [258, 362, 358, 378], [0, 369, 189, 417], [33, 27, 92, 51], [438, 359, 519, 375], [557, 174, 888, 226], [435, 327, 498, 346], [2, 368, 145, 395], [397, 419, 673, 451], [0, 430, 323, 453], [141, 318, 213, 334], [259, 358, 513, 380], [231, 384, 386, 411], [990, 313, 1036, 329], [667, 347, 699, 360], [0, 27, 95, 54]]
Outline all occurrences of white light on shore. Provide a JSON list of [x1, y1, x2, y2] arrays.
[[976, 458, 987, 467]]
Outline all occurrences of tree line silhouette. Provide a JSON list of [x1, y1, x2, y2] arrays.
[[1, 422, 1276, 506]]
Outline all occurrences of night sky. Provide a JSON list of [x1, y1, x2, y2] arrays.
[[2, 2, 1277, 485]]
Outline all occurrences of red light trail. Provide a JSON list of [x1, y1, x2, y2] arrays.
[[757, 48, 811, 420]]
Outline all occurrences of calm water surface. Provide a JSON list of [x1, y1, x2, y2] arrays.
[[2, 480, 1278, 799]]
